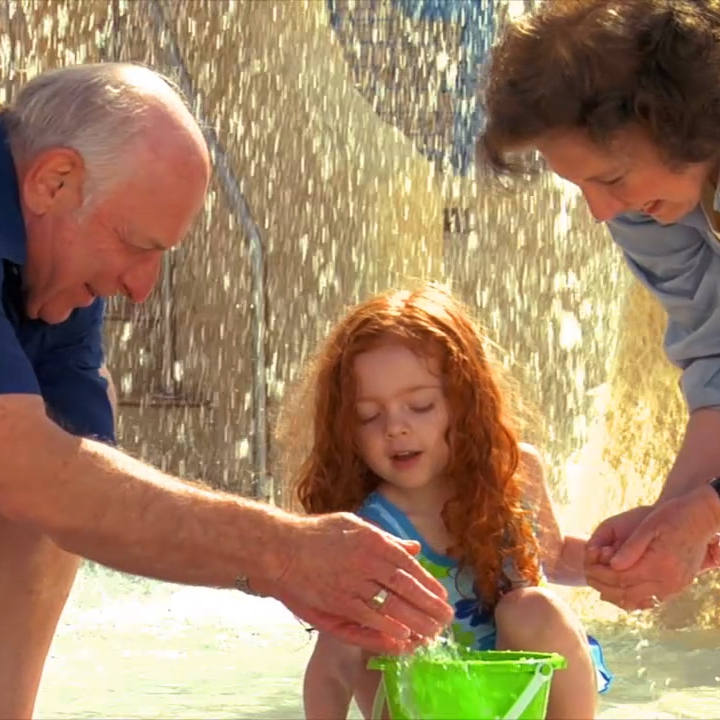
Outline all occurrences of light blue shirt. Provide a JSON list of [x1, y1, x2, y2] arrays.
[[608, 199, 720, 412]]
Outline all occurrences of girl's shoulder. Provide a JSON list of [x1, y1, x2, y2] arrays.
[[518, 442, 543, 474], [517, 443, 546, 498]]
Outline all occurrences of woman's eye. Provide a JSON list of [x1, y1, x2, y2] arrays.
[[602, 176, 624, 186]]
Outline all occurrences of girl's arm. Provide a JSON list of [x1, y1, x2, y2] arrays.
[[519, 444, 588, 586], [304, 631, 384, 719], [304, 632, 359, 719]]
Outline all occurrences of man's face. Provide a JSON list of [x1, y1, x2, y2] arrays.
[[20, 132, 210, 324]]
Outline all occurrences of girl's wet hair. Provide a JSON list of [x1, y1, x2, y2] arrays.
[[480, 0, 720, 175], [278, 286, 540, 608]]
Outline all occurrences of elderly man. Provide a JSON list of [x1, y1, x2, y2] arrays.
[[0, 63, 452, 717]]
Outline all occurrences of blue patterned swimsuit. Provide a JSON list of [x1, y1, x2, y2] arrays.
[[358, 491, 613, 693]]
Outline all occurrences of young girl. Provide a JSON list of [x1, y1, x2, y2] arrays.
[[282, 286, 611, 720]]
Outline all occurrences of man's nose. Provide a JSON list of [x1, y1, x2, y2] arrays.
[[121, 253, 163, 303]]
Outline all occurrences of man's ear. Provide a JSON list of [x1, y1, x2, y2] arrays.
[[21, 147, 86, 215]]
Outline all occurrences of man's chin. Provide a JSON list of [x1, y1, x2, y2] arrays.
[[28, 287, 97, 323], [29, 301, 74, 325], [40, 307, 74, 324]]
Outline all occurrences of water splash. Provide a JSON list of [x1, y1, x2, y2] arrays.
[[392, 637, 467, 720]]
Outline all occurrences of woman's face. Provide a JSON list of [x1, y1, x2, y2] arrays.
[[536, 127, 716, 225]]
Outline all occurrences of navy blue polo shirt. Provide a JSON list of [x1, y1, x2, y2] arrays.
[[0, 124, 114, 443]]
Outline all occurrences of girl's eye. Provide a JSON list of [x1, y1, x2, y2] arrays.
[[411, 404, 434, 414], [358, 413, 379, 425]]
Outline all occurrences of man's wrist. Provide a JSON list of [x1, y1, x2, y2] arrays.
[[235, 574, 267, 597], [706, 478, 720, 527], [235, 503, 305, 589], [234, 513, 303, 597], [709, 477, 720, 501], [689, 480, 720, 534]]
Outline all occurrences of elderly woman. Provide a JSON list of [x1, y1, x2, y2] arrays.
[[479, 0, 720, 611]]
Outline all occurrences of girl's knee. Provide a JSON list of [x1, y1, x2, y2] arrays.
[[495, 586, 581, 645], [496, 586, 560, 623]]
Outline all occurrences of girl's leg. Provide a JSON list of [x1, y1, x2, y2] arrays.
[[495, 586, 597, 720]]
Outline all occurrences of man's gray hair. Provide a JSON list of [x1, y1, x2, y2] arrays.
[[3, 63, 184, 206]]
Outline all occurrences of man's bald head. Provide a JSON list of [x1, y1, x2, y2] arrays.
[[4, 62, 210, 204]]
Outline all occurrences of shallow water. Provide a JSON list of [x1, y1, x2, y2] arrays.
[[36, 564, 720, 719]]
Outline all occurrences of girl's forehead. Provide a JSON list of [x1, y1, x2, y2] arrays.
[[353, 343, 441, 399]]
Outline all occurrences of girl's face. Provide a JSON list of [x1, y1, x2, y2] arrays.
[[352, 342, 450, 499]]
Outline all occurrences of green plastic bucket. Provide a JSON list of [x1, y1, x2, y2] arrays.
[[367, 648, 567, 720]]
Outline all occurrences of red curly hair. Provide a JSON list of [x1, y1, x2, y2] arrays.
[[285, 286, 541, 608]]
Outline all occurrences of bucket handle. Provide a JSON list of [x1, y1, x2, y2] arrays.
[[371, 676, 387, 720], [502, 662, 553, 720]]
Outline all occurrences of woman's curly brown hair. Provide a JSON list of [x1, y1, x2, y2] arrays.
[[480, 0, 720, 175], [280, 286, 540, 609]]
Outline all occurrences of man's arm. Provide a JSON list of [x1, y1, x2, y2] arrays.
[[608, 213, 720, 501], [0, 297, 296, 587], [1, 393, 298, 586]]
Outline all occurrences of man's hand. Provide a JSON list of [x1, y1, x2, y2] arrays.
[[264, 583, 428, 655], [585, 486, 720, 610], [256, 512, 453, 653], [700, 533, 720, 572]]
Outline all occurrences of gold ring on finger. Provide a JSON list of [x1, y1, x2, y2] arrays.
[[369, 588, 390, 610]]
